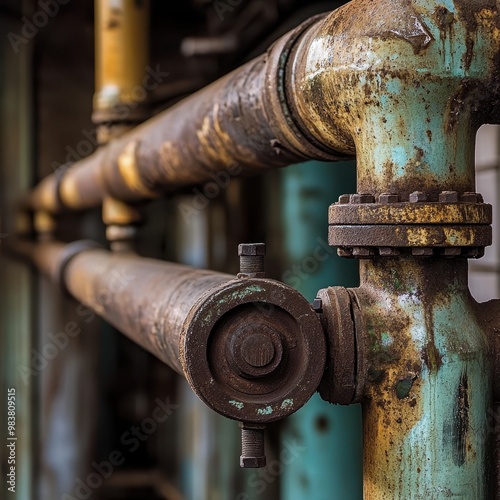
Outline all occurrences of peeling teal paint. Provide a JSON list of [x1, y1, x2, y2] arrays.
[[381, 332, 393, 347], [257, 405, 273, 416], [281, 399, 294, 409], [229, 400, 244, 410]]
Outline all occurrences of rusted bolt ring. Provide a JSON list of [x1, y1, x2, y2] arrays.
[[337, 246, 486, 259]]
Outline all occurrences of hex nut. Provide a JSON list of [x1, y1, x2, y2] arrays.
[[238, 243, 266, 256], [350, 193, 375, 204], [379, 193, 400, 204], [409, 191, 427, 203], [439, 191, 459, 203], [461, 192, 484, 203]]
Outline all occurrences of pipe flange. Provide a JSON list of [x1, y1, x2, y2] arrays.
[[330, 191, 492, 258], [316, 287, 357, 405], [180, 278, 326, 424], [264, 15, 351, 162]]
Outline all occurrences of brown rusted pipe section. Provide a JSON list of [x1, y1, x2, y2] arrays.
[[64, 246, 232, 373], [27, 14, 346, 213], [25, 1, 500, 213], [12, 239, 326, 426]]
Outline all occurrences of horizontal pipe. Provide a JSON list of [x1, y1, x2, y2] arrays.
[[65, 247, 233, 373], [26, 1, 500, 214], [12, 239, 326, 423], [27, 14, 347, 214]]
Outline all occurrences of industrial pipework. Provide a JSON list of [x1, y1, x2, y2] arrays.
[[19, 0, 500, 497]]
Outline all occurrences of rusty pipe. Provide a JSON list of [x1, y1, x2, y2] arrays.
[[26, 14, 348, 214], [287, 0, 500, 199], [12, 239, 326, 425], [94, 0, 150, 127], [26, 1, 500, 214]]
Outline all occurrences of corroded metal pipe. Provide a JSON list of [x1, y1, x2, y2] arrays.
[[287, 0, 500, 198], [94, 0, 150, 127], [12, 240, 326, 426], [354, 258, 490, 498], [27, 15, 345, 213], [28, 0, 500, 214]]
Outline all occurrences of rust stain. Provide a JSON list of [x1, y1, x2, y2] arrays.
[[444, 371, 470, 466]]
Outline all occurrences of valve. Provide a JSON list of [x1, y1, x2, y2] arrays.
[[180, 242, 326, 468]]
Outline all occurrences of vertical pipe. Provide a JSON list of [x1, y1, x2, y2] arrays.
[[94, 0, 150, 249], [278, 161, 363, 500], [94, 0, 149, 127], [356, 258, 490, 498]]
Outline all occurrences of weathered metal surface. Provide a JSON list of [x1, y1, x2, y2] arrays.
[[64, 247, 233, 374], [329, 191, 492, 258], [316, 286, 356, 405], [27, 14, 348, 214], [288, 0, 500, 198], [93, 0, 150, 125], [329, 224, 492, 248], [181, 277, 326, 423], [330, 198, 492, 225], [349, 258, 491, 499], [15, 240, 326, 427]]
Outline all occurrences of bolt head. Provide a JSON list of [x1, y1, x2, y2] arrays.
[[338, 194, 350, 204], [228, 324, 283, 378], [379, 193, 400, 204], [439, 191, 459, 203], [350, 193, 375, 204], [409, 191, 427, 203], [442, 248, 462, 257], [312, 298, 323, 313], [240, 456, 266, 468], [337, 248, 353, 258], [379, 247, 400, 256], [352, 247, 375, 258], [238, 243, 266, 256], [412, 248, 434, 256], [241, 333, 275, 368], [461, 192, 483, 203]]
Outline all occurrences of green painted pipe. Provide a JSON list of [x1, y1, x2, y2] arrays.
[[279, 161, 363, 500]]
